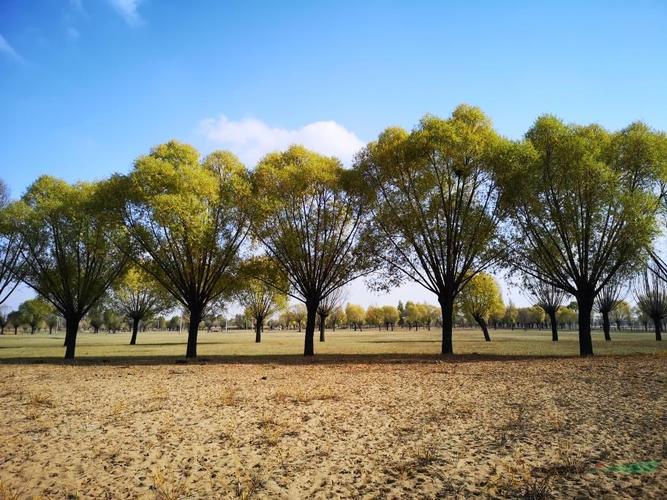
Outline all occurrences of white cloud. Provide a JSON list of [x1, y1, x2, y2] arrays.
[[108, 0, 143, 26], [199, 116, 365, 166], [0, 34, 24, 63]]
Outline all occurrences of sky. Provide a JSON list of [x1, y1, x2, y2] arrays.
[[1, 0, 666, 312]]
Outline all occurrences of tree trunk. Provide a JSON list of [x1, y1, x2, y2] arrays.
[[64, 316, 80, 360], [476, 316, 491, 342], [304, 300, 318, 356], [319, 313, 327, 342], [186, 307, 201, 358], [255, 318, 262, 343], [14, 325, 18, 335], [548, 310, 558, 341], [439, 294, 454, 355], [576, 293, 594, 356], [130, 317, 140, 345], [602, 311, 611, 341], [653, 316, 663, 341]]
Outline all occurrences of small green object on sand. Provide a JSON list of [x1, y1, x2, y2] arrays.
[[603, 460, 661, 474]]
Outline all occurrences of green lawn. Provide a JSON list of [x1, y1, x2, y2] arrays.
[[0, 327, 664, 362]]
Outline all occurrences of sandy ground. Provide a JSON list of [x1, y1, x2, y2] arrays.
[[0, 355, 665, 499]]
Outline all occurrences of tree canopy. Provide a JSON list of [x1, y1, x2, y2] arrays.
[[499, 117, 667, 355], [123, 141, 251, 357], [357, 105, 508, 354]]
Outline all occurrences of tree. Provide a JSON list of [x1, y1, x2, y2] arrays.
[[527, 280, 566, 341], [328, 307, 347, 331], [595, 280, 624, 341], [499, 117, 666, 356], [7, 310, 21, 334], [167, 315, 181, 332], [18, 298, 52, 334], [635, 269, 666, 341], [382, 305, 400, 331], [346, 303, 365, 331], [317, 288, 345, 342], [365, 305, 384, 330], [111, 266, 173, 345], [45, 313, 58, 334], [404, 302, 423, 330], [252, 146, 375, 356], [0, 308, 7, 335], [103, 308, 123, 333], [610, 300, 632, 331], [8, 177, 129, 358], [87, 305, 104, 333], [557, 307, 578, 330], [458, 273, 504, 341], [123, 142, 250, 358], [0, 179, 23, 307], [357, 105, 508, 354], [503, 301, 518, 330], [237, 257, 288, 343]]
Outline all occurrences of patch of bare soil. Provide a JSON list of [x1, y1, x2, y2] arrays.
[[0, 356, 664, 498]]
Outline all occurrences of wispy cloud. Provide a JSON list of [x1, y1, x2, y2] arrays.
[[108, 0, 144, 26], [0, 34, 24, 63], [199, 116, 365, 166]]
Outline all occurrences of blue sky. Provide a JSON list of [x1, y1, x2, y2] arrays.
[[1, 0, 666, 310]]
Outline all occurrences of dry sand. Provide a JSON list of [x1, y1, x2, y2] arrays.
[[0, 355, 665, 498]]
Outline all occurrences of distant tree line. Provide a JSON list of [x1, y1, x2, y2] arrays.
[[1, 104, 666, 359]]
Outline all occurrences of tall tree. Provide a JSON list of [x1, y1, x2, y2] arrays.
[[595, 280, 624, 341], [123, 142, 250, 358], [458, 273, 504, 341], [382, 305, 400, 331], [357, 105, 507, 354], [635, 269, 666, 341], [499, 118, 666, 355], [316, 288, 345, 342], [252, 146, 375, 356], [7, 310, 21, 334], [237, 257, 288, 343], [610, 300, 632, 331], [345, 303, 365, 331], [111, 266, 173, 345], [8, 177, 129, 359], [0, 179, 23, 306], [526, 279, 566, 341], [18, 298, 53, 334]]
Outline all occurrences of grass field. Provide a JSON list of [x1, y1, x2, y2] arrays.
[[0, 329, 665, 498], [0, 327, 664, 362]]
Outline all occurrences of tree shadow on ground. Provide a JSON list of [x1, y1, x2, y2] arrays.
[[0, 351, 607, 366]]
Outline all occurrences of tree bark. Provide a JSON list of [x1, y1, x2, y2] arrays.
[[304, 300, 318, 356], [576, 293, 594, 356], [186, 307, 201, 358], [476, 317, 491, 342], [255, 318, 262, 343], [653, 316, 662, 341], [130, 317, 141, 345], [602, 311, 611, 341], [548, 310, 558, 341], [319, 313, 327, 342], [439, 294, 454, 355], [64, 316, 80, 360]]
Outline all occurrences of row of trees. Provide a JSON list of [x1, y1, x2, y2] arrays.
[[1, 105, 666, 359]]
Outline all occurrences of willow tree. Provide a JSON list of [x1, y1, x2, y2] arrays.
[[9, 176, 129, 359], [526, 279, 566, 341], [111, 266, 173, 345], [356, 105, 507, 354], [123, 142, 250, 358], [595, 280, 624, 341], [316, 288, 345, 342], [635, 269, 666, 341], [499, 118, 666, 356], [458, 272, 504, 341], [237, 257, 288, 343], [252, 146, 375, 356], [0, 179, 23, 306]]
